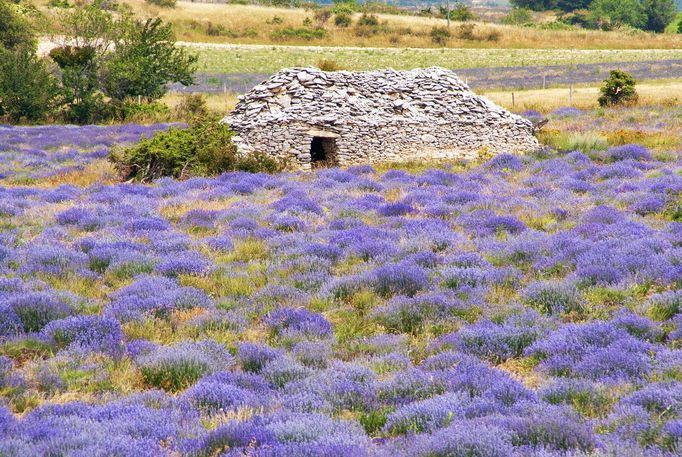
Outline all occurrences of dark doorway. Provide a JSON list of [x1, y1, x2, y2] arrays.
[[310, 137, 337, 167]]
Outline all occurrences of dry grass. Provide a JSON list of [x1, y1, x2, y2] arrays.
[[35, 0, 682, 50], [482, 80, 682, 112], [162, 91, 238, 116], [166, 79, 682, 117], [136, 1, 682, 49]]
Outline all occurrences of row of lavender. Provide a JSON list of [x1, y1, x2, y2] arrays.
[[0, 124, 174, 182], [169, 59, 682, 94], [0, 124, 681, 456]]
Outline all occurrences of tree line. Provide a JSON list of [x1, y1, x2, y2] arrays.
[[510, 0, 679, 32], [0, 0, 196, 124]]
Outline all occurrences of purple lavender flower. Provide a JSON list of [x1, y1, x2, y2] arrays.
[[40, 315, 124, 356], [182, 381, 258, 413], [608, 144, 651, 162], [238, 342, 284, 373], [377, 202, 417, 217], [370, 262, 429, 298], [265, 308, 333, 340], [484, 153, 524, 172]]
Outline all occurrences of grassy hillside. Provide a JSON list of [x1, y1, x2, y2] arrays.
[[146, 2, 682, 49], [38, 1, 682, 49], [191, 44, 682, 73]]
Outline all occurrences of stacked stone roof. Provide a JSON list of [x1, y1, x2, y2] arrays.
[[226, 66, 533, 132]]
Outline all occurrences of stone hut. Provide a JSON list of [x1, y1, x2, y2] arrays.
[[224, 67, 539, 170]]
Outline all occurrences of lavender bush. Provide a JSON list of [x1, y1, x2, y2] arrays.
[[0, 123, 681, 455]]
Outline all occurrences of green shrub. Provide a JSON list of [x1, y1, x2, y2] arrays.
[[270, 26, 327, 41], [450, 3, 476, 21], [317, 58, 342, 71], [503, 7, 533, 25], [334, 12, 352, 27], [430, 26, 451, 45], [145, 0, 176, 7], [109, 115, 282, 182], [173, 93, 209, 119], [598, 70, 638, 107], [206, 22, 227, 36], [0, 48, 58, 123], [113, 100, 171, 122], [455, 23, 477, 40], [0, 0, 36, 51], [357, 13, 379, 26]]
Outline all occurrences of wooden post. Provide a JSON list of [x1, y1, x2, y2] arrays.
[[446, 0, 450, 29], [569, 85, 573, 105], [542, 74, 546, 90], [511, 92, 515, 110]]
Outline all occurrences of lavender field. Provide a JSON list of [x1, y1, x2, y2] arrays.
[[0, 114, 682, 456]]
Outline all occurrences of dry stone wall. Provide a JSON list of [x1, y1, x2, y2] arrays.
[[224, 67, 539, 170]]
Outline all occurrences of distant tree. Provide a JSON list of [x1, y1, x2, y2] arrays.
[[53, 4, 116, 58], [589, 0, 646, 29], [502, 7, 534, 24], [50, 46, 107, 123], [101, 17, 197, 101], [0, 47, 58, 122], [642, 0, 678, 32], [555, 0, 592, 12], [450, 3, 477, 21], [0, 0, 36, 51], [598, 70, 638, 107], [509, 0, 556, 12]]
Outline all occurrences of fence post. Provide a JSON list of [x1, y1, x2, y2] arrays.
[[511, 92, 515, 110], [569, 85, 573, 105], [542, 74, 546, 90]]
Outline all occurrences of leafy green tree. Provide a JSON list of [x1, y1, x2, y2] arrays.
[[589, 0, 646, 29], [101, 17, 197, 102], [49, 46, 108, 123], [53, 4, 116, 57], [0, 0, 36, 51], [0, 47, 58, 122], [509, 0, 556, 12], [450, 3, 477, 21], [598, 70, 638, 107], [642, 0, 678, 32], [503, 7, 534, 24], [555, 0, 592, 12]]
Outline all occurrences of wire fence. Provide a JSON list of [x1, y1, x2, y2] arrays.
[[167, 59, 682, 94]]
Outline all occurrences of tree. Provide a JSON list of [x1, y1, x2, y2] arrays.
[[509, 0, 556, 11], [53, 4, 115, 58], [450, 3, 477, 21], [598, 70, 638, 107], [555, 0, 592, 12], [503, 7, 534, 24], [0, 0, 36, 51], [589, 0, 646, 29], [50, 46, 107, 123], [0, 47, 58, 122], [101, 17, 197, 102], [642, 0, 678, 32]]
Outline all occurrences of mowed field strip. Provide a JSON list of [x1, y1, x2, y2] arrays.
[[191, 44, 682, 73]]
